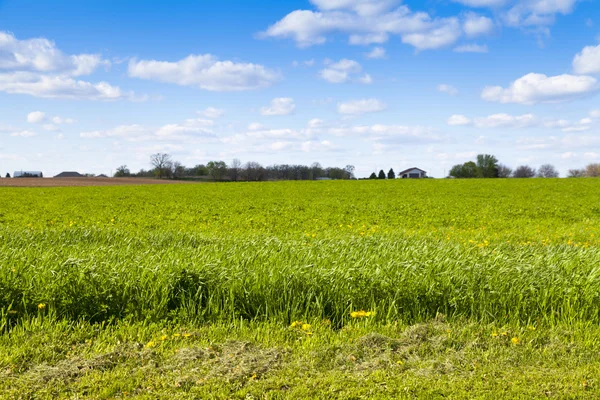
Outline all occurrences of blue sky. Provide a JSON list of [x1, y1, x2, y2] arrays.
[[1, 0, 599, 178]]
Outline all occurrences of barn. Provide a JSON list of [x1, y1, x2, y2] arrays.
[[398, 167, 427, 179], [54, 171, 84, 178]]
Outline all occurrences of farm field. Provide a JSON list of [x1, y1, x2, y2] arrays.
[[1, 179, 600, 398], [0, 177, 199, 187]]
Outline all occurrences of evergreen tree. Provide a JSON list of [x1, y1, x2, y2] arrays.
[[387, 168, 395, 179], [378, 170, 386, 179], [369, 172, 377, 179]]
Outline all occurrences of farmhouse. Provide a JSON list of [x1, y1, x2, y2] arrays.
[[398, 167, 427, 179], [13, 171, 43, 178], [54, 171, 84, 178]]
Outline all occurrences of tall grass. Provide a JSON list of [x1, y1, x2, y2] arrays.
[[1, 179, 600, 329]]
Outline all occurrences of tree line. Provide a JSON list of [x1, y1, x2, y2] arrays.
[[114, 153, 356, 181], [448, 154, 600, 179]]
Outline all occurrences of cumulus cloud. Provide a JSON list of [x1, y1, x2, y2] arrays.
[[0, 71, 132, 100], [502, 0, 577, 28], [27, 111, 45, 123], [260, 1, 490, 51], [365, 47, 386, 59], [10, 130, 37, 137], [447, 114, 471, 125], [338, 98, 387, 115], [319, 59, 369, 83], [573, 44, 600, 75], [200, 107, 225, 118], [481, 73, 599, 104], [463, 13, 494, 36], [128, 54, 280, 91], [453, 43, 488, 53], [0, 31, 136, 100], [81, 119, 215, 142], [437, 84, 458, 95], [0, 31, 107, 75], [260, 97, 296, 116], [449, 112, 597, 132], [453, 0, 506, 6]]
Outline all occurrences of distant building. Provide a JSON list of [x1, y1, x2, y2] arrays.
[[96, 174, 109, 178], [54, 171, 84, 178], [398, 167, 427, 179], [14, 171, 43, 178]]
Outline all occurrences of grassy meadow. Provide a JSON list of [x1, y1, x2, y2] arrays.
[[1, 179, 600, 398]]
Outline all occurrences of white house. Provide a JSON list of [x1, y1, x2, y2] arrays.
[[398, 167, 427, 179]]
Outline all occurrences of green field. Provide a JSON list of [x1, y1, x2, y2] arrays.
[[1, 179, 600, 398]]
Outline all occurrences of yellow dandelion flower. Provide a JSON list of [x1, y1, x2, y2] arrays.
[[160, 335, 168, 341], [511, 337, 520, 345], [183, 333, 192, 338], [301, 323, 312, 331], [37, 303, 46, 310], [350, 310, 374, 318], [146, 341, 156, 348], [173, 333, 181, 338], [491, 332, 498, 337], [290, 320, 302, 328], [527, 326, 536, 331]]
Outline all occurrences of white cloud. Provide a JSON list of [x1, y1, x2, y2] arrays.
[[0, 32, 135, 101], [319, 59, 368, 83], [261, 0, 574, 51], [481, 73, 599, 104], [365, 47, 386, 59], [453, 44, 488, 53], [308, 118, 324, 128], [260, 97, 296, 116], [261, 2, 485, 51], [463, 13, 494, 36], [359, 73, 373, 84], [453, 0, 506, 6], [437, 84, 458, 95], [128, 54, 280, 91], [590, 109, 600, 118], [0, 31, 107, 75], [573, 44, 600, 75], [43, 124, 59, 131], [51, 116, 75, 124], [503, 0, 577, 28], [10, 130, 37, 137], [447, 114, 471, 125], [27, 111, 45, 123], [401, 19, 463, 51], [349, 33, 389, 45], [0, 72, 132, 100], [80, 124, 147, 139], [338, 98, 387, 115], [200, 107, 225, 118], [248, 122, 265, 131], [472, 113, 536, 128], [450, 112, 596, 132]]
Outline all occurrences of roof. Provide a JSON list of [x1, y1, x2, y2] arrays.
[[96, 174, 109, 178], [398, 167, 427, 175], [54, 171, 84, 178]]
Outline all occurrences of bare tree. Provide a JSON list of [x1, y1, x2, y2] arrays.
[[568, 169, 585, 178], [244, 161, 264, 181], [585, 163, 600, 177], [150, 153, 172, 179], [497, 164, 512, 178], [229, 158, 241, 182], [513, 165, 536, 178], [537, 164, 559, 178]]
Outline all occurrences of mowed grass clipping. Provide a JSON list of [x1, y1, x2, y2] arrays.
[[1, 179, 600, 327]]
